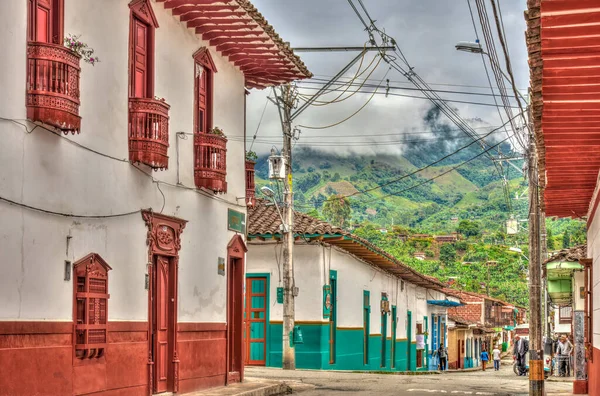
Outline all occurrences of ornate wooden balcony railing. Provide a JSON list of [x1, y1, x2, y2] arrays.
[[194, 134, 227, 193], [128, 98, 170, 170], [245, 160, 256, 206], [26, 41, 81, 134]]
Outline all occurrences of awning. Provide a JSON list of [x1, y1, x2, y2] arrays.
[[427, 300, 463, 307], [504, 326, 515, 331]]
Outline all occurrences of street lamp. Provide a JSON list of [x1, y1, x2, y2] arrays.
[[455, 41, 528, 103]]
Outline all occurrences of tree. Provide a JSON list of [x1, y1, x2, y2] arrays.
[[332, 172, 341, 182], [439, 243, 457, 266], [546, 228, 555, 250], [323, 195, 352, 228], [457, 220, 481, 238], [562, 230, 571, 249]]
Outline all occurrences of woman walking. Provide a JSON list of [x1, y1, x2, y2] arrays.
[[481, 348, 490, 371]]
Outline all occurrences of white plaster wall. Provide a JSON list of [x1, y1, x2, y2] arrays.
[[246, 243, 325, 323], [245, 242, 439, 340], [0, 0, 247, 322], [588, 199, 600, 348]]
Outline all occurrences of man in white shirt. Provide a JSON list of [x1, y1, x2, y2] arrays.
[[556, 335, 573, 377], [492, 345, 502, 371]]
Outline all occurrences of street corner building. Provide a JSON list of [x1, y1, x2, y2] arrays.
[[0, 1, 310, 395], [245, 201, 462, 372], [525, 1, 600, 394]]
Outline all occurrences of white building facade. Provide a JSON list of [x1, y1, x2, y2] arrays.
[[0, 1, 309, 395], [245, 203, 456, 371]]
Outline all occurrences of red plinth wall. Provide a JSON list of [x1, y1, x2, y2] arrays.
[[0, 321, 228, 395], [589, 347, 600, 396]]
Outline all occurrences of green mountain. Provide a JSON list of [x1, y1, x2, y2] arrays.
[[252, 107, 585, 306]]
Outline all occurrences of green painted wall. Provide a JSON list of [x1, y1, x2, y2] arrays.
[[267, 322, 413, 372]]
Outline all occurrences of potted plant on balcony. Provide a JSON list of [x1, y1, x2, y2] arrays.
[[209, 126, 226, 138], [64, 34, 100, 65]]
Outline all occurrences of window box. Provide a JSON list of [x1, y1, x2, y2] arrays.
[[128, 97, 170, 170], [194, 133, 227, 193], [245, 160, 256, 206], [26, 41, 81, 134]]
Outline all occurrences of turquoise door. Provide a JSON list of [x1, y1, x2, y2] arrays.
[[329, 270, 337, 364], [244, 277, 267, 365], [363, 291, 370, 365]]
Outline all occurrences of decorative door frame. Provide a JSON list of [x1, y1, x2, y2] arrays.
[[142, 210, 187, 395], [226, 234, 247, 385]]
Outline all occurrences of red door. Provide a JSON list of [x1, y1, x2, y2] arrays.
[[132, 17, 147, 98], [227, 257, 244, 383], [153, 256, 173, 393]]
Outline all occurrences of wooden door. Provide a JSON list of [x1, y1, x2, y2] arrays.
[[29, 0, 53, 42], [407, 311, 412, 370], [416, 323, 423, 368], [196, 63, 209, 133], [227, 257, 244, 383], [457, 337, 462, 369], [153, 255, 173, 393], [244, 277, 267, 366], [132, 17, 148, 98], [329, 272, 337, 364]]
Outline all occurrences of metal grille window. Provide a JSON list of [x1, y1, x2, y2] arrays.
[[559, 306, 572, 324], [73, 253, 111, 360]]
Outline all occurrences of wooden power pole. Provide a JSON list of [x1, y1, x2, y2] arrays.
[[527, 136, 544, 395], [281, 84, 296, 370]]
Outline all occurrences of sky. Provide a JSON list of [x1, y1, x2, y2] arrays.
[[244, 0, 529, 156]]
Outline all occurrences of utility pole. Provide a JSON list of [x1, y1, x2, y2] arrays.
[[280, 84, 296, 370], [540, 211, 549, 338], [527, 136, 544, 395]]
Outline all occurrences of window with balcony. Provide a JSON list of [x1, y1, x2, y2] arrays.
[[27, 0, 81, 134], [73, 253, 111, 360], [128, 0, 170, 170], [193, 47, 227, 193]]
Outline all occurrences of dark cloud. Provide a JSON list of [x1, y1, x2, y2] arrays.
[[246, 0, 528, 156]]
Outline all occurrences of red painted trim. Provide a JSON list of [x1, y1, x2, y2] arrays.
[[142, 211, 187, 394], [109, 322, 148, 332], [589, 347, 600, 396], [226, 235, 246, 384], [178, 323, 227, 332], [0, 321, 72, 334]]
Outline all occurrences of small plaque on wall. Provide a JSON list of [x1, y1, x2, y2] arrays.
[[277, 287, 284, 303], [218, 257, 225, 276], [228, 209, 246, 234]]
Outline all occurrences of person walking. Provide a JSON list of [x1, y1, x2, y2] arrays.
[[492, 345, 502, 371], [481, 348, 490, 371], [437, 343, 448, 371], [513, 334, 529, 376], [556, 335, 573, 377]]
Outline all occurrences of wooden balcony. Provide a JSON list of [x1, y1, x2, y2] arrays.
[[246, 160, 256, 206], [194, 134, 227, 193], [128, 98, 170, 170], [26, 41, 81, 134]]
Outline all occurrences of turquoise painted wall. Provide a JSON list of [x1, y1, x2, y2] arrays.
[[267, 322, 414, 372]]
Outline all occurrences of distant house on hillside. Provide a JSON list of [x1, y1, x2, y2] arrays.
[[411, 234, 432, 240], [366, 208, 377, 216], [435, 233, 459, 243], [414, 252, 426, 260]]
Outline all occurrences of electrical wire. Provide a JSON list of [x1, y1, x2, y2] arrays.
[[0, 195, 141, 218], [297, 66, 391, 130], [297, 113, 519, 206], [294, 85, 521, 109], [1, 117, 247, 210], [249, 96, 270, 152]]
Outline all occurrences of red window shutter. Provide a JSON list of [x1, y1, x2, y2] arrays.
[[132, 17, 148, 98], [73, 254, 111, 360], [196, 66, 208, 133]]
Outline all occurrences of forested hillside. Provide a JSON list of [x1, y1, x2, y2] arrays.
[[252, 107, 586, 305]]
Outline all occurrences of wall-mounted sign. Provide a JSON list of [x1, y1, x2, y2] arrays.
[[323, 285, 332, 318], [218, 257, 225, 276], [277, 287, 284, 304], [416, 334, 425, 350], [228, 209, 246, 234]]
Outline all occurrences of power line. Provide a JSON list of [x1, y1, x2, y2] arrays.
[[301, 78, 522, 100], [294, 85, 521, 109], [0, 195, 141, 218]]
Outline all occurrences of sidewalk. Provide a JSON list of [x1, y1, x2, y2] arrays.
[[181, 378, 292, 396]]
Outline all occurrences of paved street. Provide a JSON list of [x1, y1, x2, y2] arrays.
[[245, 359, 573, 396]]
